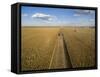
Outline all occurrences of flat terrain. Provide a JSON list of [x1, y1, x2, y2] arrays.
[[21, 28, 59, 71], [48, 32, 72, 69], [62, 27, 95, 68], [21, 27, 95, 71]]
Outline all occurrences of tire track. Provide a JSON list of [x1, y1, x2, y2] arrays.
[[48, 32, 72, 69], [48, 38, 58, 69], [61, 33, 73, 68]]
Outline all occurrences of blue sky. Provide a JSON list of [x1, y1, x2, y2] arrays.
[[21, 6, 95, 27]]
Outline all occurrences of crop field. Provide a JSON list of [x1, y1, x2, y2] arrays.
[[21, 27, 59, 71], [21, 27, 95, 71], [62, 27, 95, 68]]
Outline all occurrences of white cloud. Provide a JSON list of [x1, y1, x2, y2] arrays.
[[90, 19, 94, 22], [22, 14, 28, 17], [73, 14, 80, 16], [32, 13, 55, 21], [74, 10, 95, 15], [89, 10, 95, 14]]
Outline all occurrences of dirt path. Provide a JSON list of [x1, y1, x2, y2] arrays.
[[49, 33, 72, 69]]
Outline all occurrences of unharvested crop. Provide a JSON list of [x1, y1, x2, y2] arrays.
[[21, 27, 59, 71], [62, 27, 95, 68], [21, 27, 95, 71]]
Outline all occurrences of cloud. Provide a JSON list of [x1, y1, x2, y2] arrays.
[[73, 14, 80, 16], [32, 13, 55, 21], [90, 19, 94, 22], [74, 10, 95, 15], [22, 14, 28, 17], [73, 10, 95, 18]]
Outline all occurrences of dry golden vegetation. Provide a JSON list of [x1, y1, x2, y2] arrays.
[[62, 27, 95, 68], [21, 27, 95, 71], [21, 27, 59, 71]]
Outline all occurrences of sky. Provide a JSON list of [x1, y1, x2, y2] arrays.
[[21, 6, 95, 27]]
